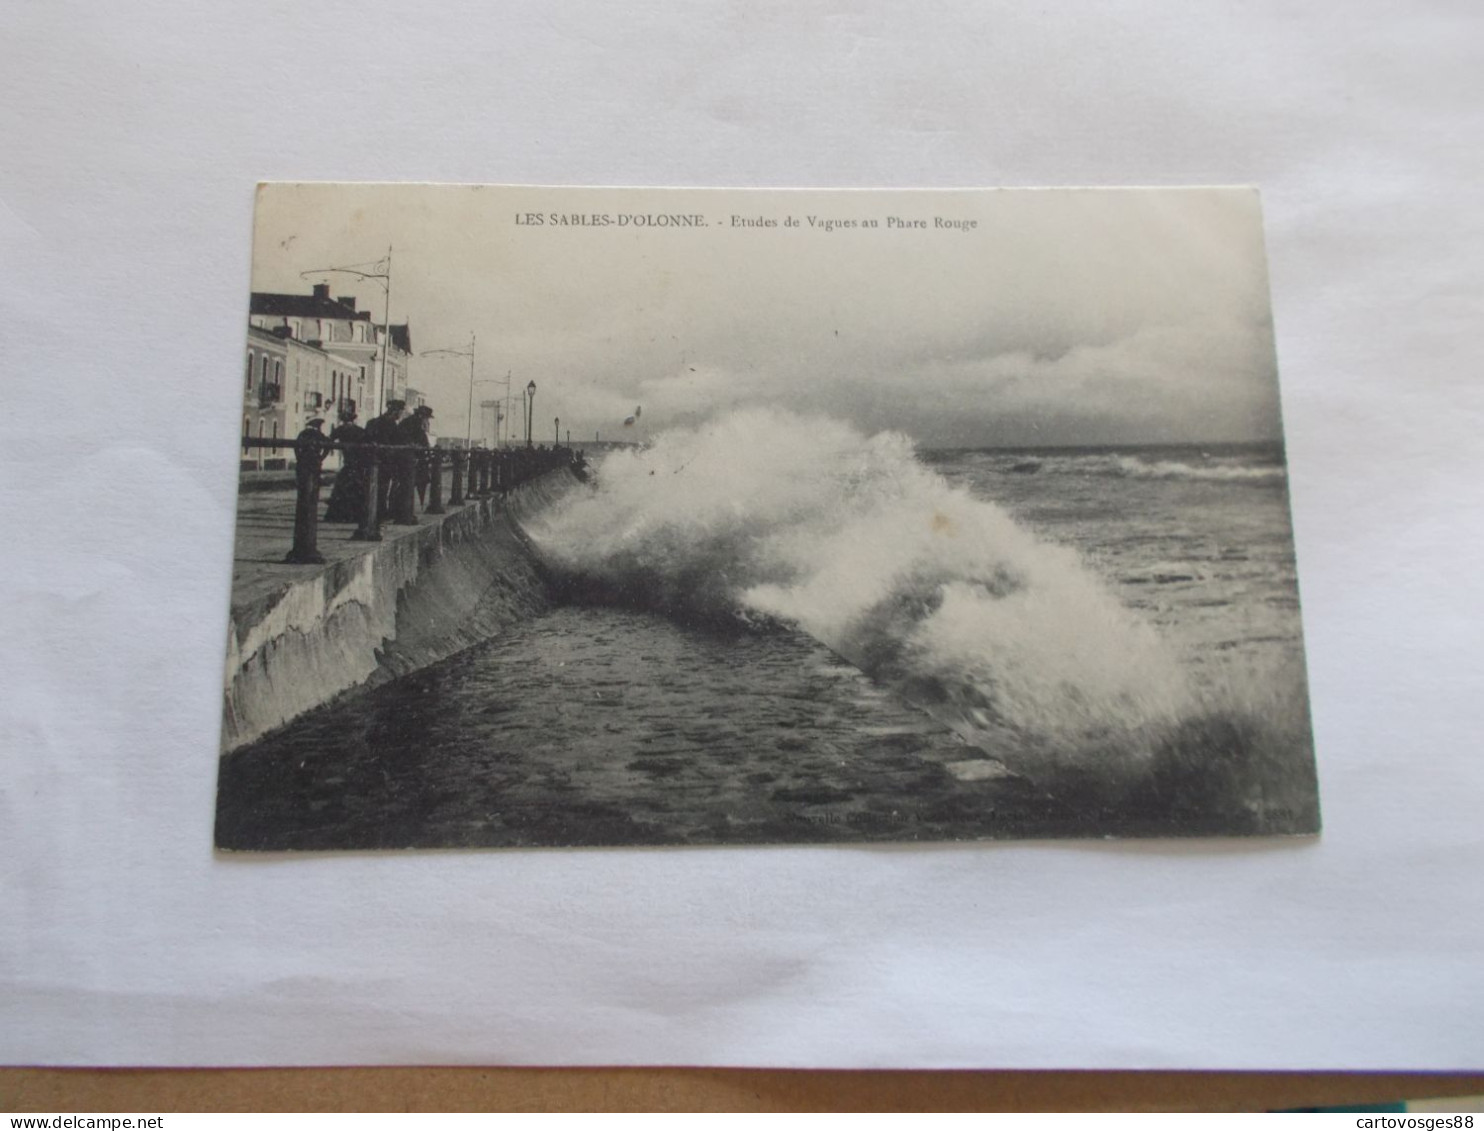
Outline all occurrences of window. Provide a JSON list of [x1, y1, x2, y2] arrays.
[[245, 351, 254, 391]]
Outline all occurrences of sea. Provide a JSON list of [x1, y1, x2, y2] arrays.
[[216, 409, 1317, 850]]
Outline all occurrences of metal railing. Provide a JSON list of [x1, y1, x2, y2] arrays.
[[239, 436, 584, 565]]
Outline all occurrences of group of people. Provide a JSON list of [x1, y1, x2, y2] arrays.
[[318, 398, 434, 526], [297, 398, 585, 529]]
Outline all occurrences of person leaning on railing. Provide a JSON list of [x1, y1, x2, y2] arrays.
[[398, 404, 434, 507], [364, 399, 407, 518], [323, 407, 369, 524], [294, 416, 329, 481]]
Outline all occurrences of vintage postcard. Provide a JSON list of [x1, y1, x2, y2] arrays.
[[217, 183, 1319, 851]]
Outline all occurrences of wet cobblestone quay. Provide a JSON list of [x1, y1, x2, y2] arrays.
[[215, 606, 1033, 851]]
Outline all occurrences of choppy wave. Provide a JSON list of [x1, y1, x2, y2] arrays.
[[522, 409, 1316, 826], [964, 450, 1286, 484], [524, 409, 1201, 758], [1111, 455, 1286, 483]]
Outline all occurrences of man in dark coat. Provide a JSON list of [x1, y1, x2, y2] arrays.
[[323, 407, 369, 523], [285, 417, 330, 563], [399, 405, 435, 506], [363, 399, 406, 523], [383, 401, 428, 524], [293, 417, 328, 481]]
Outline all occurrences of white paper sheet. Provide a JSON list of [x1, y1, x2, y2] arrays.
[[2, 0, 1481, 1068]]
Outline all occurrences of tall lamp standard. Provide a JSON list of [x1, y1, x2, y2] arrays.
[[524, 380, 536, 448], [301, 247, 393, 414], [420, 334, 477, 446]]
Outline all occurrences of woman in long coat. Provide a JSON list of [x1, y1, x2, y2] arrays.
[[322, 408, 369, 523]]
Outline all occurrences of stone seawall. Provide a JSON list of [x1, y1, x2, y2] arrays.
[[221, 470, 582, 754]]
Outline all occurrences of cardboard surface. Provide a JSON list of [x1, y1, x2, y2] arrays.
[[5, 1069, 1484, 1113]]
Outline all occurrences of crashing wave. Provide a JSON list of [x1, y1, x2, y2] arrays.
[[522, 409, 1196, 759]]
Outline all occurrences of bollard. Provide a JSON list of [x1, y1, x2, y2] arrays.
[[351, 446, 383, 542], [285, 435, 327, 564], [448, 449, 465, 506], [392, 447, 419, 525], [426, 449, 445, 514]]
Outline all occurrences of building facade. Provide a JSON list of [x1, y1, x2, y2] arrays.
[[242, 324, 360, 470], [248, 283, 413, 419]]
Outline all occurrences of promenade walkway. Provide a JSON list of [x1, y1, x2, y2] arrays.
[[230, 443, 583, 612], [229, 482, 466, 612]]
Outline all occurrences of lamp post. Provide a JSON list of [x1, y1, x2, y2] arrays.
[[524, 380, 536, 448], [301, 247, 393, 414], [420, 334, 477, 446]]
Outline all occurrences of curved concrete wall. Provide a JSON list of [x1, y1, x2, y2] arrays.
[[221, 470, 582, 754]]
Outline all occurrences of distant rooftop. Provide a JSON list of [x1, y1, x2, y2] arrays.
[[249, 283, 372, 322]]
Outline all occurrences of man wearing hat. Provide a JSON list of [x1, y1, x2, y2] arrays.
[[364, 399, 408, 523], [294, 416, 327, 476], [397, 404, 435, 508], [282, 416, 332, 563]]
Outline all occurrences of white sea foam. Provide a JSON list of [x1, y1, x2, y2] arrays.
[[1111, 455, 1286, 483], [975, 451, 1286, 484], [526, 409, 1195, 754]]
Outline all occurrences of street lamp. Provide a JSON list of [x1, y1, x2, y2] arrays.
[[524, 380, 536, 448], [420, 333, 476, 446]]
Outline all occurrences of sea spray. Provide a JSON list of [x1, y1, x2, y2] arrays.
[[524, 409, 1196, 761]]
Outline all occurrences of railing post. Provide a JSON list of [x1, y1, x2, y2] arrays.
[[351, 445, 383, 542], [392, 447, 419, 525], [284, 435, 326, 565], [449, 449, 466, 506], [426, 449, 446, 514]]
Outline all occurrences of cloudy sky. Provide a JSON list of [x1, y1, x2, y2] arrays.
[[251, 183, 1282, 448]]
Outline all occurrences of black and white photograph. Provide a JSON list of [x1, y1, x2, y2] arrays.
[[216, 183, 1319, 851]]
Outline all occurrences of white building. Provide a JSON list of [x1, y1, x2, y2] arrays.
[[248, 283, 412, 418], [242, 324, 360, 471]]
